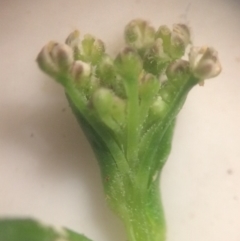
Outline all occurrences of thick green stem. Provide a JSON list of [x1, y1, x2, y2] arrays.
[[121, 179, 166, 241]]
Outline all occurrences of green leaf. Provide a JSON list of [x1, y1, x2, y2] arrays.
[[0, 218, 92, 241]]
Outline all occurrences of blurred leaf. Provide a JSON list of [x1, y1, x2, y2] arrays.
[[0, 218, 92, 241]]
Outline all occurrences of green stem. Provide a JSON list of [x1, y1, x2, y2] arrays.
[[121, 179, 166, 241], [125, 80, 139, 165]]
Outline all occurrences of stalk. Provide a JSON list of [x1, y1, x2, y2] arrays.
[[121, 179, 166, 241]]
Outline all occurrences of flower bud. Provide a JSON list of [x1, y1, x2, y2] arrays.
[[149, 38, 166, 58], [189, 46, 222, 80], [138, 73, 161, 123], [70, 60, 100, 96], [166, 59, 189, 79], [143, 38, 170, 75], [124, 19, 155, 50], [139, 72, 160, 99], [169, 35, 185, 59], [37, 41, 58, 75], [65, 30, 81, 59], [114, 47, 142, 80], [169, 24, 190, 59], [96, 55, 115, 86], [51, 43, 74, 70], [110, 96, 126, 126], [37, 41, 73, 76], [92, 88, 126, 129], [149, 96, 169, 122], [66, 30, 80, 47], [70, 60, 91, 84], [156, 24, 190, 59], [92, 88, 113, 115], [155, 25, 171, 51], [159, 82, 177, 103], [81, 34, 105, 64], [172, 24, 190, 47]]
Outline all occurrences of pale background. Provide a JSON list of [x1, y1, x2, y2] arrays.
[[0, 0, 240, 240]]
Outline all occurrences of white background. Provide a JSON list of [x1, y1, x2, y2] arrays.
[[0, 0, 240, 240]]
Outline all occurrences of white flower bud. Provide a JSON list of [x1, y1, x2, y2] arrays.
[[172, 24, 190, 47], [37, 41, 73, 75], [37, 41, 58, 75], [189, 46, 222, 80], [50, 43, 74, 70], [65, 30, 80, 49], [65, 30, 81, 59], [70, 60, 91, 84]]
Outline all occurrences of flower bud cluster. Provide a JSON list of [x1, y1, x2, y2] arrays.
[[37, 19, 221, 134], [124, 20, 192, 77]]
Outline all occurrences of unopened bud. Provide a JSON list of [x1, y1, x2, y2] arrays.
[[37, 41, 58, 75], [124, 19, 155, 50], [96, 55, 115, 86], [150, 38, 166, 57], [143, 38, 170, 75], [156, 24, 190, 59], [92, 88, 113, 115], [189, 46, 222, 80], [51, 43, 74, 70], [155, 25, 171, 51], [114, 47, 142, 80], [139, 73, 160, 99], [81, 34, 105, 64], [65, 30, 81, 58], [37, 41, 73, 76], [170, 24, 190, 59], [92, 88, 126, 129], [110, 96, 126, 126], [172, 24, 190, 47], [159, 82, 177, 103], [66, 30, 80, 47], [166, 59, 189, 79], [149, 96, 169, 121], [170, 35, 185, 58], [70, 60, 91, 84]]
